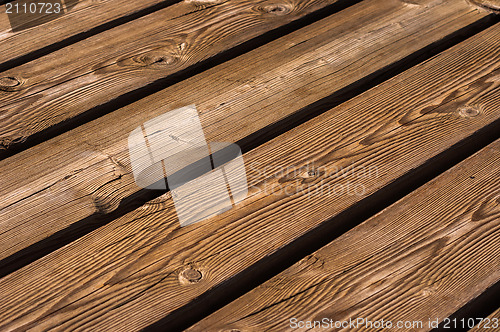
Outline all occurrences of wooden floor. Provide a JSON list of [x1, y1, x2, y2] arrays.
[[0, 0, 499, 330]]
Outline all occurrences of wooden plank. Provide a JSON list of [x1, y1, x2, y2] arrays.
[[0, 0, 491, 264], [187, 140, 500, 332], [0, 0, 176, 65], [1, 21, 500, 331], [0, 0, 344, 152]]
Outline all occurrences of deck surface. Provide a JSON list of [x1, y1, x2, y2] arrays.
[[0, 0, 499, 331]]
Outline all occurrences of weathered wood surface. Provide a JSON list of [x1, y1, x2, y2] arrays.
[[0, 0, 176, 65], [0, 0, 344, 152], [470, 0, 500, 14], [0, 21, 499, 331], [188, 139, 500, 332], [0, 0, 491, 263]]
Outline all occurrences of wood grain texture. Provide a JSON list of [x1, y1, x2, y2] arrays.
[[0, 0, 490, 262], [0, 0, 343, 151], [188, 141, 500, 332], [0, 0, 176, 64], [1, 21, 500, 331], [469, 0, 500, 13]]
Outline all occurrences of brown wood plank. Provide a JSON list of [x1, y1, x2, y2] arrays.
[[0, 0, 491, 264], [187, 139, 500, 332], [0, 0, 343, 151], [0, 0, 176, 65], [0, 21, 499, 331]]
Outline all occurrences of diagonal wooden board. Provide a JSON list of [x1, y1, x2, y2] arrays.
[[0, 0, 344, 151], [187, 142, 500, 331], [0, 0, 177, 66], [0, 0, 493, 264], [0, 21, 499, 331]]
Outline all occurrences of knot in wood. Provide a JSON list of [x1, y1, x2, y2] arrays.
[[0, 137, 13, 149], [135, 52, 178, 67], [400, 0, 423, 6], [184, 0, 226, 4], [116, 41, 186, 70], [458, 105, 481, 118], [307, 169, 319, 177], [258, 3, 292, 16], [302, 167, 323, 184], [469, 0, 500, 13], [0, 76, 23, 92], [180, 267, 202, 283]]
